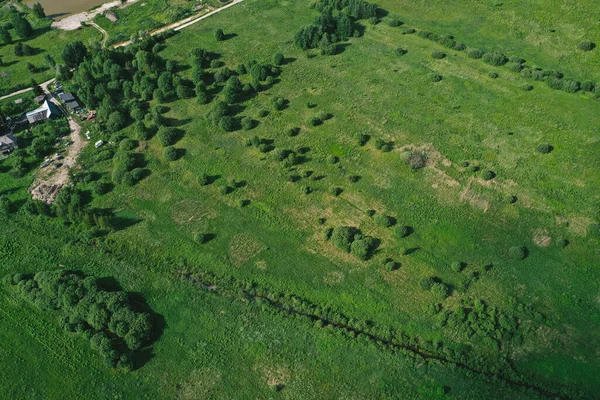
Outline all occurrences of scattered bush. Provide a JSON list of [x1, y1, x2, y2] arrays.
[[401, 28, 416, 35], [374, 214, 394, 227], [521, 84, 534, 91], [450, 262, 463, 272], [579, 41, 596, 51], [482, 51, 508, 66], [419, 276, 435, 291], [467, 49, 484, 59], [508, 62, 524, 73], [163, 146, 178, 161], [328, 187, 342, 196], [394, 225, 411, 238], [488, 72, 499, 79], [355, 133, 369, 146], [481, 170, 495, 180], [431, 50, 446, 59], [431, 282, 450, 300], [395, 48, 408, 56], [536, 144, 553, 154], [308, 116, 321, 126], [452, 42, 466, 51], [561, 79, 580, 93], [429, 73, 442, 82], [508, 246, 527, 260], [387, 18, 403, 27]]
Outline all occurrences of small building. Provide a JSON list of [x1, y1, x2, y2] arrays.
[[58, 92, 76, 103], [34, 94, 46, 104], [65, 100, 81, 111], [26, 100, 60, 124], [0, 133, 18, 154]]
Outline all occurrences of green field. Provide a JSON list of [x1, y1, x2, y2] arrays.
[[1, 0, 599, 398]]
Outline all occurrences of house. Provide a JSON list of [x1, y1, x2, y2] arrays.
[[59, 92, 82, 112], [26, 100, 60, 124], [0, 133, 18, 154]]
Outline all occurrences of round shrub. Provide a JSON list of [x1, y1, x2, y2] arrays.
[[194, 232, 206, 244], [460, 160, 470, 167], [431, 50, 446, 59], [508, 62, 524, 73], [394, 225, 411, 238], [507, 195, 518, 204], [419, 276, 435, 291], [557, 238, 569, 248], [521, 84, 534, 91], [350, 238, 374, 260], [385, 261, 398, 271], [327, 155, 338, 164], [579, 41, 596, 51], [581, 81, 595, 92], [308, 116, 321, 126], [374, 214, 394, 227], [488, 72, 499, 79], [482, 51, 508, 66], [301, 186, 311, 195], [561, 79, 580, 93], [453, 42, 466, 51], [241, 117, 254, 131], [322, 227, 333, 240], [481, 170, 495, 180], [429, 73, 442, 82], [508, 246, 527, 260], [272, 52, 284, 65], [431, 282, 450, 299], [272, 97, 286, 111], [536, 143, 553, 154], [331, 226, 357, 253], [284, 127, 298, 137], [13, 273, 27, 285], [469, 165, 479, 172], [119, 139, 136, 151], [316, 111, 331, 121], [450, 262, 463, 272], [401, 28, 416, 35], [467, 49, 484, 59], [163, 146, 178, 161], [219, 116, 235, 132], [365, 209, 375, 217], [328, 187, 342, 196], [387, 18, 403, 27], [157, 127, 177, 146], [395, 48, 408, 56]]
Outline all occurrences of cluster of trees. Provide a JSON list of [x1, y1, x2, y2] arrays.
[[112, 149, 145, 186], [325, 226, 378, 260], [295, 0, 379, 53], [5, 270, 155, 369]]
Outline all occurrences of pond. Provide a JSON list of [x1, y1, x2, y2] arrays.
[[23, 0, 109, 19]]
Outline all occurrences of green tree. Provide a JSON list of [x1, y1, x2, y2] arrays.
[[157, 127, 177, 146], [0, 26, 11, 44], [12, 14, 33, 38], [32, 3, 46, 18], [272, 52, 284, 66], [62, 41, 88, 68], [215, 28, 225, 41]]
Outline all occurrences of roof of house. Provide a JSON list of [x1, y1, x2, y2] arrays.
[[35, 94, 46, 104], [66, 100, 80, 109], [0, 133, 17, 147], [26, 100, 60, 122], [59, 92, 76, 102]]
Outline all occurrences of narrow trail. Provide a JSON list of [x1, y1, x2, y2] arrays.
[[180, 271, 574, 400], [89, 22, 109, 48]]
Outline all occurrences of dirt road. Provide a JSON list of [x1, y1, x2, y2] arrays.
[[30, 84, 87, 204]]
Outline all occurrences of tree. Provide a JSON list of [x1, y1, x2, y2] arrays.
[[55, 64, 71, 81], [32, 3, 46, 19], [215, 28, 225, 41], [0, 26, 11, 44], [62, 41, 88, 68], [157, 127, 177, 146], [106, 111, 126, 132], [219, 116, 235, 132], [12, 14, 33, 38], [272, 52, 284, 66], [176, 84, 193, 99], [163, 146, 178, 161]]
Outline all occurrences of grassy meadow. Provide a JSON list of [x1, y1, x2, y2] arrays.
[[1, 0, 599, 398]]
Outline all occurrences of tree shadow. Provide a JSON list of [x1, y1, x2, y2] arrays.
[[404, 247, 420, 255], [222, 33, 237, 41], [282, 57, 297, 65]]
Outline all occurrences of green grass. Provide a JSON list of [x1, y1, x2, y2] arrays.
[[0, 0, 599, 397]]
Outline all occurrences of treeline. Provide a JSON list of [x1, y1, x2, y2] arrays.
[[4, 270, 157, 370], [294, 0, 379, 53], [416, 30, 598, 96]]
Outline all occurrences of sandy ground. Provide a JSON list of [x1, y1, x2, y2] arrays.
[[51, 0, 139, 31], [30, 82, 87, 203]]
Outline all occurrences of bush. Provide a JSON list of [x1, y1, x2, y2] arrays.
[[350, 238, 375, 260], [387, 18, 403, 27], [429, 73, 442, 82], [194, 233, 206, 244], [355, 133, 369, 146], [331, 226, 357, 253], [308, 116, 321, 126], [431, 282, 450, 300], [395, 48, 408, 56], [163, 146, 178, 161], [557, 238, 569, 248], [579, 41, 596, 51], [272, 97, 286, 111], [119, 139, 136, 151], [419, 276, 435, 290], [467, 49, 484, 59], [157, 127, 177, 146], [452, 42, 466, 51], [284, 127, 299, 137], [561, 79, 580, 93], [385, 261, 398, 271], [482, 51, 507, 66], [481, 170, 495, 180], [394, 225, 411, 238], [215, 28, 225, 41], [450, 262, 463, 272], [536, 144, 553, 154], [326, 155, 338, 164], [91, 181, 108, 196], [374, 214, 394, 227], [328, 187, 342, 196], [508, 62, 524, 73], [580, 81, 595, 92], [241, 117, 254, 131], [508, 246, 527, 260], [431, 50, 446, 59], [401, 28, 416, 35], [488, 72, 499, 79], [406, 151, 427, 170], [521, 84, 534, 91], [219, 116, 235, 131]]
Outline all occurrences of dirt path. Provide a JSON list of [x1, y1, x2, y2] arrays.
[[89, 21, 109, 47], [113, 0, 244, 48], [30, 83, 87, 204]]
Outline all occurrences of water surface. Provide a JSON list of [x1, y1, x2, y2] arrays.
[[23, 0, 108, 19]]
